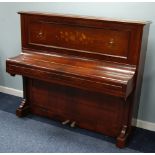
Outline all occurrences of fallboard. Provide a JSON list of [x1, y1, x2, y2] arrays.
[[20, 12, 146, 64]]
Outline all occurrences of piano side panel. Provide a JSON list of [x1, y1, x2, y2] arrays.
[[132, 24, 151, 119]]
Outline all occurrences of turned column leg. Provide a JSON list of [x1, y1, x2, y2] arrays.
[[16, 77, 30, 117]]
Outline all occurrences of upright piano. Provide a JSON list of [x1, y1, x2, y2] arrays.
[[6, 12, 150, 148]]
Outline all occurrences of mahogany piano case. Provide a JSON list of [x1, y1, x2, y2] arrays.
[[6, 12, 151, 148]]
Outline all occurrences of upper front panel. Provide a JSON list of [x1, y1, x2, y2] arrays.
[[29, 21, 130, 58], [20, 13, 145, 64]]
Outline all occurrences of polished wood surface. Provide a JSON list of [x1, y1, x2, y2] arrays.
[[6, 12, 151, 148], [6, 52, 136, 98], [20, 11, 149, 64]]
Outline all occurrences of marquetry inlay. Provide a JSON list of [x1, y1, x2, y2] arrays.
[[108, 38, 115, 47], [56, 31, 94, 44], [36, 31, 46, 41]]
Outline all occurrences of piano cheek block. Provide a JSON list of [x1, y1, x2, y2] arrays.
[[6, 11, 151, 148]]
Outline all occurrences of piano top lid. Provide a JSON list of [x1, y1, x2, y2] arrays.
[[18, 11, 151, 25]]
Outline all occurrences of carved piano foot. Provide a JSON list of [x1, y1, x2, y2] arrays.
[[116, 125, 129, 148], [16, 99, 30, 117]]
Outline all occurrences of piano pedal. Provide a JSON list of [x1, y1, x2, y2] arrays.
[[62, 120, 70, 125], [70, 121, 76, 128]]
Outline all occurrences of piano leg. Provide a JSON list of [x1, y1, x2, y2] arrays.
[[16, 76, 30, 117], [116, 95, 133, 148], [116, 125, 129, 148]]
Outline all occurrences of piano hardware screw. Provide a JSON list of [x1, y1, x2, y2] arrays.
[[62, 120, 70, 125]]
